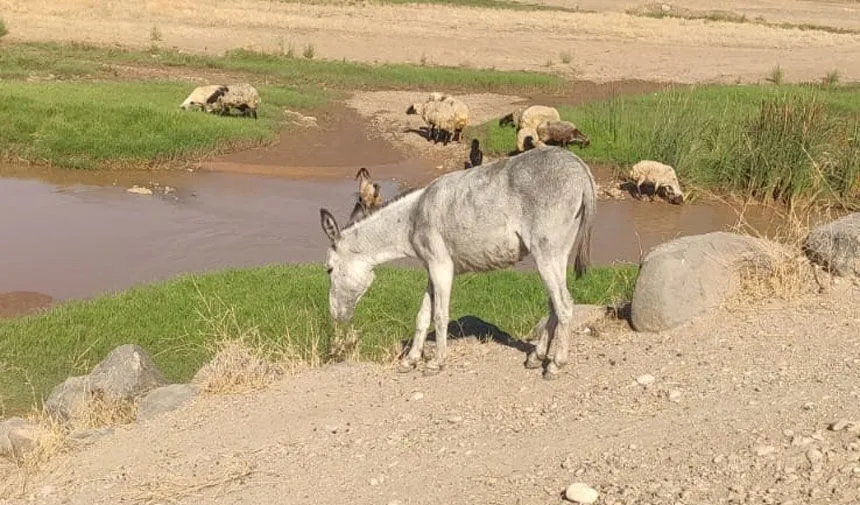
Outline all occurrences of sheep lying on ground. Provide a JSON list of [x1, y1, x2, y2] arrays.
[[406, 101, 458, 145], [427, 93, 470, 142], [206, 83, 261, 119], [536, 120, 591, 148], [179, 85, 228, 111], [627, 160, 685, 205], [499, 105, 561, 132], [350, 167, 384, 222]]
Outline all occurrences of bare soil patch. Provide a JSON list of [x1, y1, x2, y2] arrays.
[[5, 280, 859, 504], [3, 0, 859, 84], [0, 291, 53, 319]]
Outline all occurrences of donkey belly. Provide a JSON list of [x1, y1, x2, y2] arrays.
[[448, 228, 527, 273]]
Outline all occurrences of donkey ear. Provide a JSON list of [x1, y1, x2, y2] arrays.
[[320, 208, 340, 243]]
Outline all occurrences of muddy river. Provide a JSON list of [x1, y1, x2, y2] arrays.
[[0, 159, 779, 317]]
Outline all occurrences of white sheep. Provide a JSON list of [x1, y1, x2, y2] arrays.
[[499, 105, 561, 132], [627, 160, 685, 204], [517, 126, 544, 152], [179, 84, 228, 111], [427, 93, 470, 142], [206, 83, 261, 119], [406, 101, 458, 145]]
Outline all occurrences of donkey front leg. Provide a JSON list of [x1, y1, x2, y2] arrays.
[[398, 281, 434, 373], [424, 260, 454, 376]]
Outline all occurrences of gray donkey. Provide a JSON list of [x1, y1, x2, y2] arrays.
[[319, 146, 597, 379]]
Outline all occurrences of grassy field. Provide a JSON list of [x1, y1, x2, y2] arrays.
[[0, 42, 566, 168], [1, 42, 567, 93], [0, 263, 637, 415], [471, 84, 860, 206], [0, 81, 327, 169]]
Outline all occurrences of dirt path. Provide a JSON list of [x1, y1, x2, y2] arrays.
[[3, 0, 859, 84], [4, 281, 859, 504]]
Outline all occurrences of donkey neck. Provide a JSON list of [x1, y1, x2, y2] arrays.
[[340, 189, 423, 266]]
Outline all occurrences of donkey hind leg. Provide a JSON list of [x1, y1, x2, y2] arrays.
[[423, 258, 455, 376], [398, 281, 434, 373], [531, 250, 575, 380], [525, 307, 557, 369]]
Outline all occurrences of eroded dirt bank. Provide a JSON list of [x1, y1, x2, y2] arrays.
[[3, 280, 859, 504]]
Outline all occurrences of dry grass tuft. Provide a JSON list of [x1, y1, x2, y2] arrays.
[[721, 197, 835, 305], [328, 325, 361, 363], [70, 391, 138, 430], [190, 289, 326, 394]]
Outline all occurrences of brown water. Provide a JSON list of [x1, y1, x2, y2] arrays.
[[0, 161, 782, 312]]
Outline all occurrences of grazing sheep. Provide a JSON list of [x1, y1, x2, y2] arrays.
[[499, 105, 561, 132], [406, 101, 458, 146], [207, 83, 261, 119], [535, 120, 591, 148], [466, 138, 483, 169], [427, 93, 470, 142], [517, 126, 544, 152], [627, 160, 685, 204], [179, 85, 228, 111]]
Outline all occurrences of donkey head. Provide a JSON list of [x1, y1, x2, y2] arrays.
[[320, 208, 375, 322]]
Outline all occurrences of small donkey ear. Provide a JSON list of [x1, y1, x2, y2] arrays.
[[320, 208, 340, 243]]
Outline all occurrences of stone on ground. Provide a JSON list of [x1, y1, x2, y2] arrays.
[[0, 417, 50, 461], [804, 212, 860, 278], [565, 482, 599, 504], [630, 231, 790, 332], [88, 344, 169, 401], [44, 375, 93, 423], [137, 384, 200, 421]]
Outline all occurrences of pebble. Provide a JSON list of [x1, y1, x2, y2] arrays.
[[564, 483, 599, 504], [668, 390, 682, 402], [756, 445, 777, 457], [830, 419, 850, 431], [409, 392, 424, 402], [636, 374, 655, 387], [447, 416, 463, 424], [126, 185, 153, 195]]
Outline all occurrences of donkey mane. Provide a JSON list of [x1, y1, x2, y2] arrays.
[[342, 186, 423, 230]]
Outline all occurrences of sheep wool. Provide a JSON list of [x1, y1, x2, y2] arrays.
[[207, 83, 261, 119], [628, 160, 685, 204], [179, 85, 228, 111]]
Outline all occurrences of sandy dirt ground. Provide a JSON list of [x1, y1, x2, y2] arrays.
[[2, 0, 859, 84], [2, 280, 859, 504]]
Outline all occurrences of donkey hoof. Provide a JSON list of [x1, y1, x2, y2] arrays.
[[524, 352, 544, 369], [397, 360, 416, 374], [422, 361, 444, 377], [542, 362, 563, 380]]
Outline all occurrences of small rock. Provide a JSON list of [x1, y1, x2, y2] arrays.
[[830, 419, 850, 432], [806, 448, 824, 467], [756, 445, 777, 457], [409, 392, 424, 402], [39, 486, 55, 497], [660, 3, 671, 12], [564, 483, 599, 504], [89, 344, 169, 402], [126, 185, 153, 195], [44, 375, 92, 423], [137, 384, 199, 421], [447, 416, 463, 424], [668, 390, 682, 402], [636, 374, 655, 386], [369, 477, 379, 486]]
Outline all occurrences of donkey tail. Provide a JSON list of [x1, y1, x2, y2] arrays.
[[572, 181, 596, 279]]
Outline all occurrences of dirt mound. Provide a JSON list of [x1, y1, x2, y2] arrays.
[[345, 90, 527, 174], [4, 281, 859, 504]]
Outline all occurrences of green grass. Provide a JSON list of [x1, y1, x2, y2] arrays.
[[0, 263, 637, 415], [0, 81, 327, 169], [471, 84, 860, 206], [0, 42, 566, 94]]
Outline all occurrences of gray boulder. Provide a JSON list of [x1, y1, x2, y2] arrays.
[[44, 375, 93, 423], [137, 384, 199, 421], [89, 344, 168, 401], [804, 212, 860, 277], [630, 232, 790, 332]]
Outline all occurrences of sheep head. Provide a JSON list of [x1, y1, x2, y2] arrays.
[[406, 103, 424, 115]]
